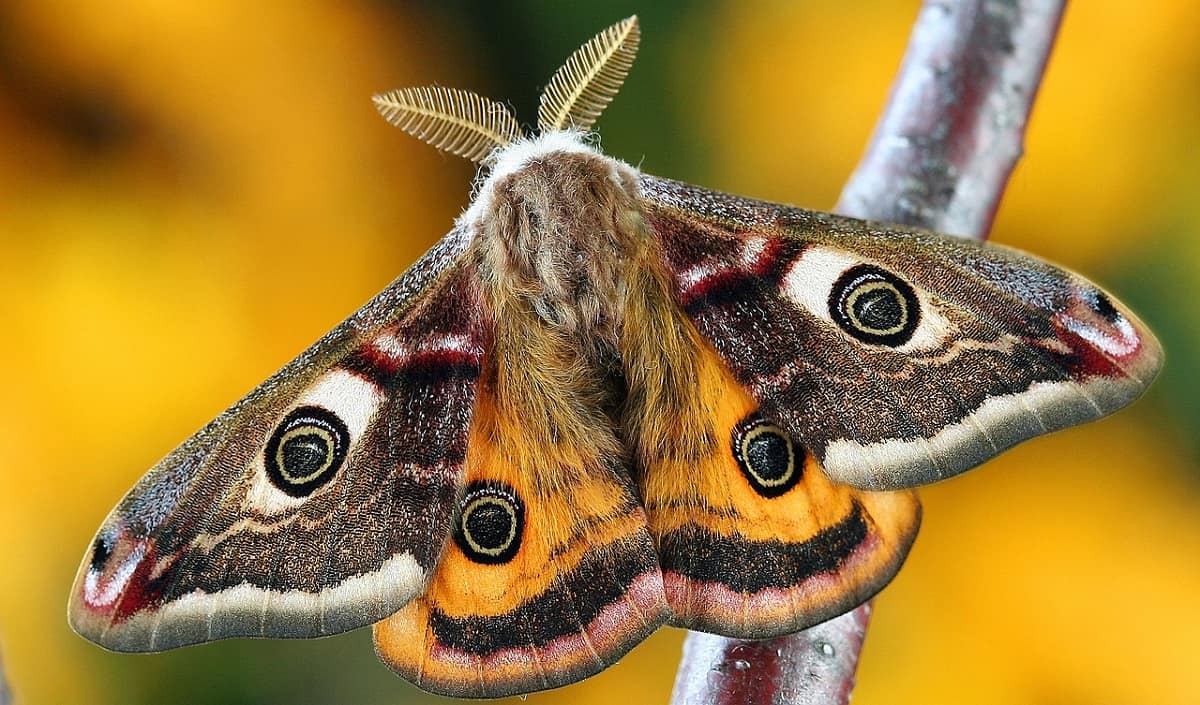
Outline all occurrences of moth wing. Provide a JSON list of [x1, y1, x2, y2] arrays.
[[70, 229, 485, 651], [373, 378, 670, 698], [639, 337, 920, 638], [640, 175, 1162, 490]]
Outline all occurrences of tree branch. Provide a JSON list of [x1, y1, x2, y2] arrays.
[[669, 1, 1065, 703], [670, 604, 872, 705], [0, 645, 11, 705], [837, 0, 1065, 239]]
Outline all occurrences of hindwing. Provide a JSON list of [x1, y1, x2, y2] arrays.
[[638, 337, 920, 637], [374, 358, 669, 699]]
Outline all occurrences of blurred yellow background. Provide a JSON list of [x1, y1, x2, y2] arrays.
[[1, 1, 1197, 704]]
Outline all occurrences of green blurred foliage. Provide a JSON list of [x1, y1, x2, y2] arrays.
[[0, 1, 1197, 704]]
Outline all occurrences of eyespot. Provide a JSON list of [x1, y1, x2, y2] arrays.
[[732, 413, 802, 498], [829, 264, 920, 346], [264, 406, 350, 497], [454, 481, 524, 564]]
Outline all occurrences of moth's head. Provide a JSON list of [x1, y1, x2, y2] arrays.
[[457, 130, 639, 231], [371, 16, 639, 167]]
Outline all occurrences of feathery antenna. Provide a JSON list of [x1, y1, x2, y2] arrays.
[[537, 16, 640, 133], [372, 87, 523, 163], [374, 17, 639, 161]]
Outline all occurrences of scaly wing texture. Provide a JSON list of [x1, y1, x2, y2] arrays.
[[70, 229, 485, 651], [641, 175, 1163, 490], [639, 339, 920, 638], [373, 370, 669, 699]]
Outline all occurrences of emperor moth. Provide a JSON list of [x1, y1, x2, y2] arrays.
[[69, 16, 1161, 698]]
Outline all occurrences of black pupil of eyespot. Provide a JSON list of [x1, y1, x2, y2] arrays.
[[829, 264, 919, 346], [747, 431, 791, 482], [455, 482, 524, 564], [853, 286, 903, 331], [465, 502, 511, 550], [732, 415, 802, 499], [281, 432, 329, 477], [265, 406, 349, 497]]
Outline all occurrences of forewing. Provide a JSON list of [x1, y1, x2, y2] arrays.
[[641, 175, 1162, 490], [70, 229, 486, 651]]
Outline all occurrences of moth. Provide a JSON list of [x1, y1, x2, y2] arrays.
[[70, 16, 1162, 699]]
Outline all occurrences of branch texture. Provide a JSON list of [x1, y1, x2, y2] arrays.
[[670, 605, 871, 705], [837, 0, 1065, 239], [670, 1, 1065, 703]]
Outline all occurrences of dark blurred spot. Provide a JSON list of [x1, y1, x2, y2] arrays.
[[90, 535, 113, 572], [1090, 289, 1121, 323], [0, 29, 139, 153]]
